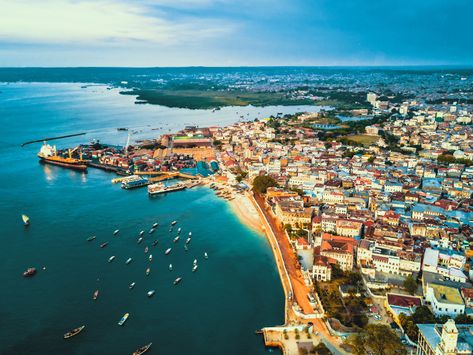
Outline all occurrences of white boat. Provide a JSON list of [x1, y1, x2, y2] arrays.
[[204, 252, 208, 259], [118, 313, 129, 326], [184, 245, 188, 251], [129, 282, 136, 289], [109, 256, 116, 262], [146, 268, 150, 276], [149, 228, 155, 234], [144, 246, 148, 253], [192, 264, 198, 272], [149, 254, 152, 262], [171, 221, 177, 226], [188, 232, 192, 236], [22, 214, 30, 226], [152, 223, 158, 228], [165, 248, 171, 255], [177, 227, 181, 234], [147, 290, 155, 297], [193, 259, 197, 265], [169, 228, 173, 233], [139, 230, 144, 236], [137, 237, 143, 244], [185, 237, 191, 244], [173, 236, 180, 243], [169, 264, 173, 271], [126, 258, 132, 265], [174, 277, 182, 285], [113, 229, 120, 236]]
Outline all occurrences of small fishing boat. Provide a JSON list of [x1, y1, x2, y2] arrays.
[[148, 228, 155, 234], [152, 240, 158, 246], [165, 248, 171, 255], [108, 256, 116, 263], [126, 258, 132, 265], [100, 242, 109, 248], [22, 214, 30, 226], [193, 259, 197, 265], [173, 236, 180, 243], [169, 228, 172, 233], [177, 227, 181, 234], [184, 245, 188, 251], [188, 232, 192, 237], [204, 252, 208, 259], [118, 313, 129, 326], [146, 268, 150, 276], [185, 237, 191, 244], [129, 282, 136, 289], [113, 229, 120, 236], [23, 267, 36, 277], [171, 221, 177, 226], [144, 246, 148, 253], [137, 237, 143, 244], [149, 254, 152, 262], [147, 290, 155, 297], [139, 230, 145, 236], [87, 236, 96, 242], [174, 277, 182, 285], [192, 264, 198, 272], [169, 264, 173, 271], [64, 325, 85, 339], [93, 290, 99, 300], [133, 342, 152, 355], [152, 222, 158, 228]]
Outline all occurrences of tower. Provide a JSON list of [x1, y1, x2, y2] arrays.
[[436, 319, 458, 355]]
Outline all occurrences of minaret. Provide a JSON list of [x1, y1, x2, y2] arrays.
[[436, 319, 458, 355]]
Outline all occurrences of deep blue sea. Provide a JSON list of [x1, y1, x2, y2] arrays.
[[0, 83, 322, 355]]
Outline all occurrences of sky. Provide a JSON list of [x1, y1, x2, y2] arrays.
[[0, 0, 472, 67]]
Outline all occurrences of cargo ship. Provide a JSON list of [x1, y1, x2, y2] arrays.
[[38, 142, 87, 171], [148, 182, 187, 196]]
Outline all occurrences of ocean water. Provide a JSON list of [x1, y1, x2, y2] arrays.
[[0, 83, 301, 354]]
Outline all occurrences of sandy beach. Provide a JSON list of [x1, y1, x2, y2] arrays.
[[228, 192, 265, 233]]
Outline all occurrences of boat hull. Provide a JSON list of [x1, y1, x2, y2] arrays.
[[39, 156, 88, 171]]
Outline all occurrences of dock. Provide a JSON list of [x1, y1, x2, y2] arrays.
[[134, 171, 199, 180]]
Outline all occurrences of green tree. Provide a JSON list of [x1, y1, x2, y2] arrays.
[[313, 342, 332, 355], [252, 175, 278, 194], [403, 274, 418, 295], [455, 313, 473, 324], [346, 325, 406, 355], [345, 334, 366, 355]]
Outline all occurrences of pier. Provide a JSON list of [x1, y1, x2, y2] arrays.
[[21, 132, 86, 147], [134, 171, 200, 180]]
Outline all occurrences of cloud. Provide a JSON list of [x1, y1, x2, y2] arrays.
[[0, 0, 234, 46]]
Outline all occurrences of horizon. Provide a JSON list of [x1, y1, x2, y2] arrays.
[[1, 0, 472, 67]]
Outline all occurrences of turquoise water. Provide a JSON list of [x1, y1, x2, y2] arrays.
[[0, 83, 287, 354]]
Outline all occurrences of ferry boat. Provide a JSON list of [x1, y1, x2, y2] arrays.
[[113, 229, 120, 236], [165, 248, 172, 255], [22, 214, 30, 226], [64, 325, 85, 339], [129, 282, 136, 289], [121, 178, 149, 190], [87, 236, 96, 242], [146, 268, 150, 276], [147, 290, 155, 297], [173, 277, 182, 285], [108, 256, 116, 263], [192, 264, 198, 272], [23, 267, 36, 277], [173, 236, 180, 243], [133, 342, 152, 355], [148, 182, 187, 196], [126, 258, 132, 265], [100, 242, 109, 248], [93, 290, 99, 300], [118, 313, 129, 326], [38, 142, 88, 171]]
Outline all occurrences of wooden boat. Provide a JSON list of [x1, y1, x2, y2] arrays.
[[133, 342, 152, 355], [64, 325, 85, 339]]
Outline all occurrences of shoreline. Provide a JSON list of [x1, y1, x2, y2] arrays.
[[228, 192, 265, 234]]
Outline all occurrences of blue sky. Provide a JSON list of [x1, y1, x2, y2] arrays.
[[0, 0, 472, 66]]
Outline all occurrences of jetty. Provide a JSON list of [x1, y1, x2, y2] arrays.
[[134, 171, 199, 180], [21, 132, 86, 147]]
